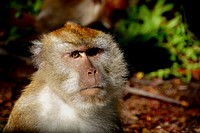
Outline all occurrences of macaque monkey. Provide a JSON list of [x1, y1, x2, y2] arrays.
[[35, 0, 106, 33], [3, 22, 128, 132], [35, 0, 128, 33]]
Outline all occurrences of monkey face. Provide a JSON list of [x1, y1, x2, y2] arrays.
[[62, 45, 107, 93], [58, 44, 112, 107], [65, 47, 104, 95]]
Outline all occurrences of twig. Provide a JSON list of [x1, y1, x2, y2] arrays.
[[125, 86, 182, 106]]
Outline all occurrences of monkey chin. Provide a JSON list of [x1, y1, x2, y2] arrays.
[[80, 86, 102, 96], [78, 85, 107, 105]]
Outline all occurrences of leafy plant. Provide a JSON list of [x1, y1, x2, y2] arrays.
[[7, 0, 42, 17], [1, 0, 42, 43], [116, 0, 200, 82]]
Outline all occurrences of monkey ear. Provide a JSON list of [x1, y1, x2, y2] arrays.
[[30, 40, 43, 68]]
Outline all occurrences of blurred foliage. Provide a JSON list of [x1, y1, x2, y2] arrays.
[[6, 0, 42, 17], [116, 0, 200, 82], [0, 0, 42, 44]]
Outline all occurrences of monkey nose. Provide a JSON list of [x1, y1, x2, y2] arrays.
[[88, 69, 96, 75]]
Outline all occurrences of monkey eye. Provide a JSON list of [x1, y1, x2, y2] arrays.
[[71, 51, 80, 58], [86, 48, 103, 56]]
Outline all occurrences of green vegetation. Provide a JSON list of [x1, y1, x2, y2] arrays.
[[116, 0, 200, 82], [6, 0, 42, 17], [1, 0, 42, 43]]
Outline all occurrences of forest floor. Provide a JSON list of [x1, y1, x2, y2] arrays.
[[122, 76, 200, 132], [0, 51, 200, 133]]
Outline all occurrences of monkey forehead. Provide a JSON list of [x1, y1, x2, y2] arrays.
[[42, 24, 116, 50], [48, 22, 102, 43]]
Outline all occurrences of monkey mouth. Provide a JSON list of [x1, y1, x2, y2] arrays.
[[80, 85, 103, 96]]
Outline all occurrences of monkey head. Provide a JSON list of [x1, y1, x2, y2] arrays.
[[31, 22, 128, 110]]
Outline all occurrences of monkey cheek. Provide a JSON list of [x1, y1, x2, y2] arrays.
[[80, 88, 101, 96]]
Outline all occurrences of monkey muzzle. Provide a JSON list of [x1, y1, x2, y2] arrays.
[[80, 85, 103, 96]]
